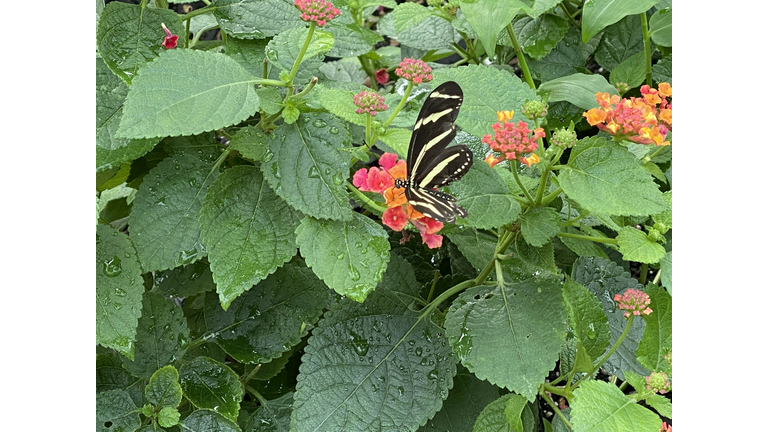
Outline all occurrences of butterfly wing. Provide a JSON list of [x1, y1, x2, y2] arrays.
[[414, 144, 473, 190], [404, 187, 468, 223]]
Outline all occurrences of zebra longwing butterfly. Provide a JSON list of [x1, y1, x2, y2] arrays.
[[394, 81, 472, 223]]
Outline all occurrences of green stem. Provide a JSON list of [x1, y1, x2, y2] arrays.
[[539, 388, 573, 429], [653, 270, 662, 285], [426, 271, 440, 303], [200, 0, 211, 5], [511, 162, 535, 205], [346, 181, 388, 213], [639, 12, 653, 86], [241, 364, 262, 386], [574, 315, 635, 388], [245, 385, 269, 406], [293, 76, 318, 99], [473, 230, 517, 286], [556, 232, 618, 245], [381, 81, 414, 130], [505, 24, 536, 89], [181, 6, 214, 22], [185, 18, 191, 48], [286, 21, 317, 87], [254, 78, 290, 87], [540, 187, 563, 206], [534, 166, 551, 205], [643, 145, 668, 162], [639, 263, 648, 285], [358, 55, 378, 91], [263, 58, 269, 79]]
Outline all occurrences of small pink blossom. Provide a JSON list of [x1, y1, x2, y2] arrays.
[[660, 421, 672, 432], [382, 206, 408, 231], [294, 0, 341, 26], [613, 289, 652, 318], [353, 90, 388, 116], [161, 23, 178, 49], [365, 167, 393, 193], [395, 58, 432, 84], [375, 68, 389, 85]]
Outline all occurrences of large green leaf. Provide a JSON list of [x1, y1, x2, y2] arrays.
[[261, 112, 354, 221], [520, 207, 561, 248], [636, 284, 672, 372], [96, 1, 184, 84], [538, 74, 618, 110], [527, 28, 592, 82], [96, 224, 144, 360], [121, 292, 190, 379], [179, 409, 241, 432], [377, 6, 456, 50], [594, 15, 646, 72], [452, 161, 522, 229], [660, 251, 672, 295], [97, 390, 141, 432], [504, 14, 569, 61], [447, 228, 499, 271], [202, 263, 329, 364], [179, 357, 244, 422], [558, 137, 668, 217], [609, 51, 646, 89], [649, 8, 672, 47], [266, 27, 335, 83], [432, 65, 539, 139], [128, 152, 219, 273], [211, 0, 305, 39], [244, 392, 294, 432], [97, 351, 142, 401], [460, 0, 523, 56], [570, 381, 661, 431], [295, 212, 390, 302], [562, 277, 611, 360], [581, 0, 659, 43], [420, 366, 501, 432], [154, 260, 216, 299], [616, 226, 666, 264], [444, 276, 567, 401], [97, 58, 160, 172], [145, 365, 183, 410], [116, 49, 260, 140], [325, 20, 383, 57], [471, 394, 514, 432], [198, 165, 302, 309]]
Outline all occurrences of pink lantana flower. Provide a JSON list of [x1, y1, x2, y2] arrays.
[[614, 289, 652, 318], [294, 0, 341, 26], [375, 68, 389, 85], [395, 58, 433, 84], [482, 110, 544, 167], [161, 23, 178, 49]]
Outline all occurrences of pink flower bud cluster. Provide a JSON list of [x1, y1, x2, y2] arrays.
[[395, 58, 433, 84], [645, 371, 671, 394], [294, 0, 341, 26], [613, 289, 652, 318], [353, 90, 388, 116]]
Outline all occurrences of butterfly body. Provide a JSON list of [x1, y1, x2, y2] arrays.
[[398, 81, 472, 223]]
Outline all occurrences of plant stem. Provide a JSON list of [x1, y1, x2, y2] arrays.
[[639, 12, 653, 86], [540, 187, 563, 206], [426, 270, 440, 303], [505, 24, 536, 89], [574, 315, 635, 388], [286, 21, 316, 87], [346, 181, 388, 213], [653, 270, 662, 285], [556, 232, 618, 245], [539, 388, 573, 429], [382, 81, 414, 130], [241, 364, 262, 386], [639, 263, 648, 285], [245, 385, 269, 406], [511, 162, 535, 205], [358, 55, 378, 91], [473, 230, 517, 286]]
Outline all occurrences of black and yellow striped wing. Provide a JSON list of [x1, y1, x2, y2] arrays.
[[404, 81, 473, 223]]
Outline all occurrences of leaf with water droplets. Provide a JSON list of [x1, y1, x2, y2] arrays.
[[563, 276, 610, 361], [212, 0, 305, 39], [121, 292, 190, 379], [202, 262, 330, 364], [178, 409, 241, 432], [96, 1, 184, 84], [291, 289, 455, 431], [325, 19, 384, 57], [245, 392, 294, 432], [116, 49, 260, 139], [296, 212, 390, 302], [145, 365, 183, 411], [262, 112, 354, 220], [571, 380, 661, 431], [129, 152, 219, 273], [199, 165, 302, 309], [444, 276, 567, 401], [97, 389, 141, 432], [266, 27, 335, 83], [154, 260, 216, 299], [97, 58, 160, 172], [96, 224, 144, 360], [451, 161, 522, 229], [571, 256, 649, 380], [179, 356, 244, 423], [420, 365, 501, 432]]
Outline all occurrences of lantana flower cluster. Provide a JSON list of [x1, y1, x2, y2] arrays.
[[613, 289, 652, 318], [482, 110, 545, 168], [583, 83, 672, 146], [645, 371, 671, 394], [395, 58, 433, 84], [353, 90, 387, 116], [660, 421, 672, 432], [161, 23, 178, 49], [353, 153, 444, 248], [294, 0, 341, 26]]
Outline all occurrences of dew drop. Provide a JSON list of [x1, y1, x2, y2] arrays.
[[308, 166, 321, 178], [312, 119, 327, 128], [329, 126, 339, 134], [332, 172, 344, 185], [102, 256, 122, 277], [348, 265, 361, 281]]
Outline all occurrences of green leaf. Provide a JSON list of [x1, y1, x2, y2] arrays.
[[199, 165, 302, 309], [122, 292, 190, 378], [445, 277, 567, 401], [392, 2, 434, 33], [652, 56, 672, 85], [559, 227, 609, 259], [179, 357, 244, 422], [460, 0, 522, 56], [420, 366, 501, 432], [212, 0, 305, 39], [594, 15, 646, 72], [290, 305, 455, 431], [562, 277, 611, 360], [645, 394, 672, 419], [659, 251, 672, 295], [326, 20, 383, 57], [515, 236, 557, 273], [509, 14, 569, 60], [179, 409, 241, 431], [447, 228, 498, 271], [244, 392, 294, 432], [452, 161, 522, 229], [520, 207, 561, 248], [319, 58, 369, 83], [572, 257, 649, 380], [229, 127, 271, 163], [97, 224, 144, 360], [571, 380, 661, 431], [505, 393, 538, 432], [636, 284, 672, 372], [128, 152, 218, 272], [96, 1, 184, 84], [97, 351, 142, 401], [262, 113, 354, 220], [310, 84, 368, 127], [97, 59, 160, 172], [471, 394, 514, 432], [295, 212, 390, 302], [378, 128, 412, 157], [527, 28, 591, 82], [581, 0, 660, 43], [378, 7, 456, 50], [610, 51, 646, 89], [538, 74, 618, 110], [225, 37, 272, 78], [145, 365, 183, 410], [649, 8, 672, 47], [158, 407, 181, 428], [616, 227, 666, 264], [97, 390, 141, 432], [116, 49, 259, 140], [202, 262, 329, 364], [154, 260, 216, 298], [559, 137, 668, 217], [432, 65, 539, 139], [266, 27, 335, 83]]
